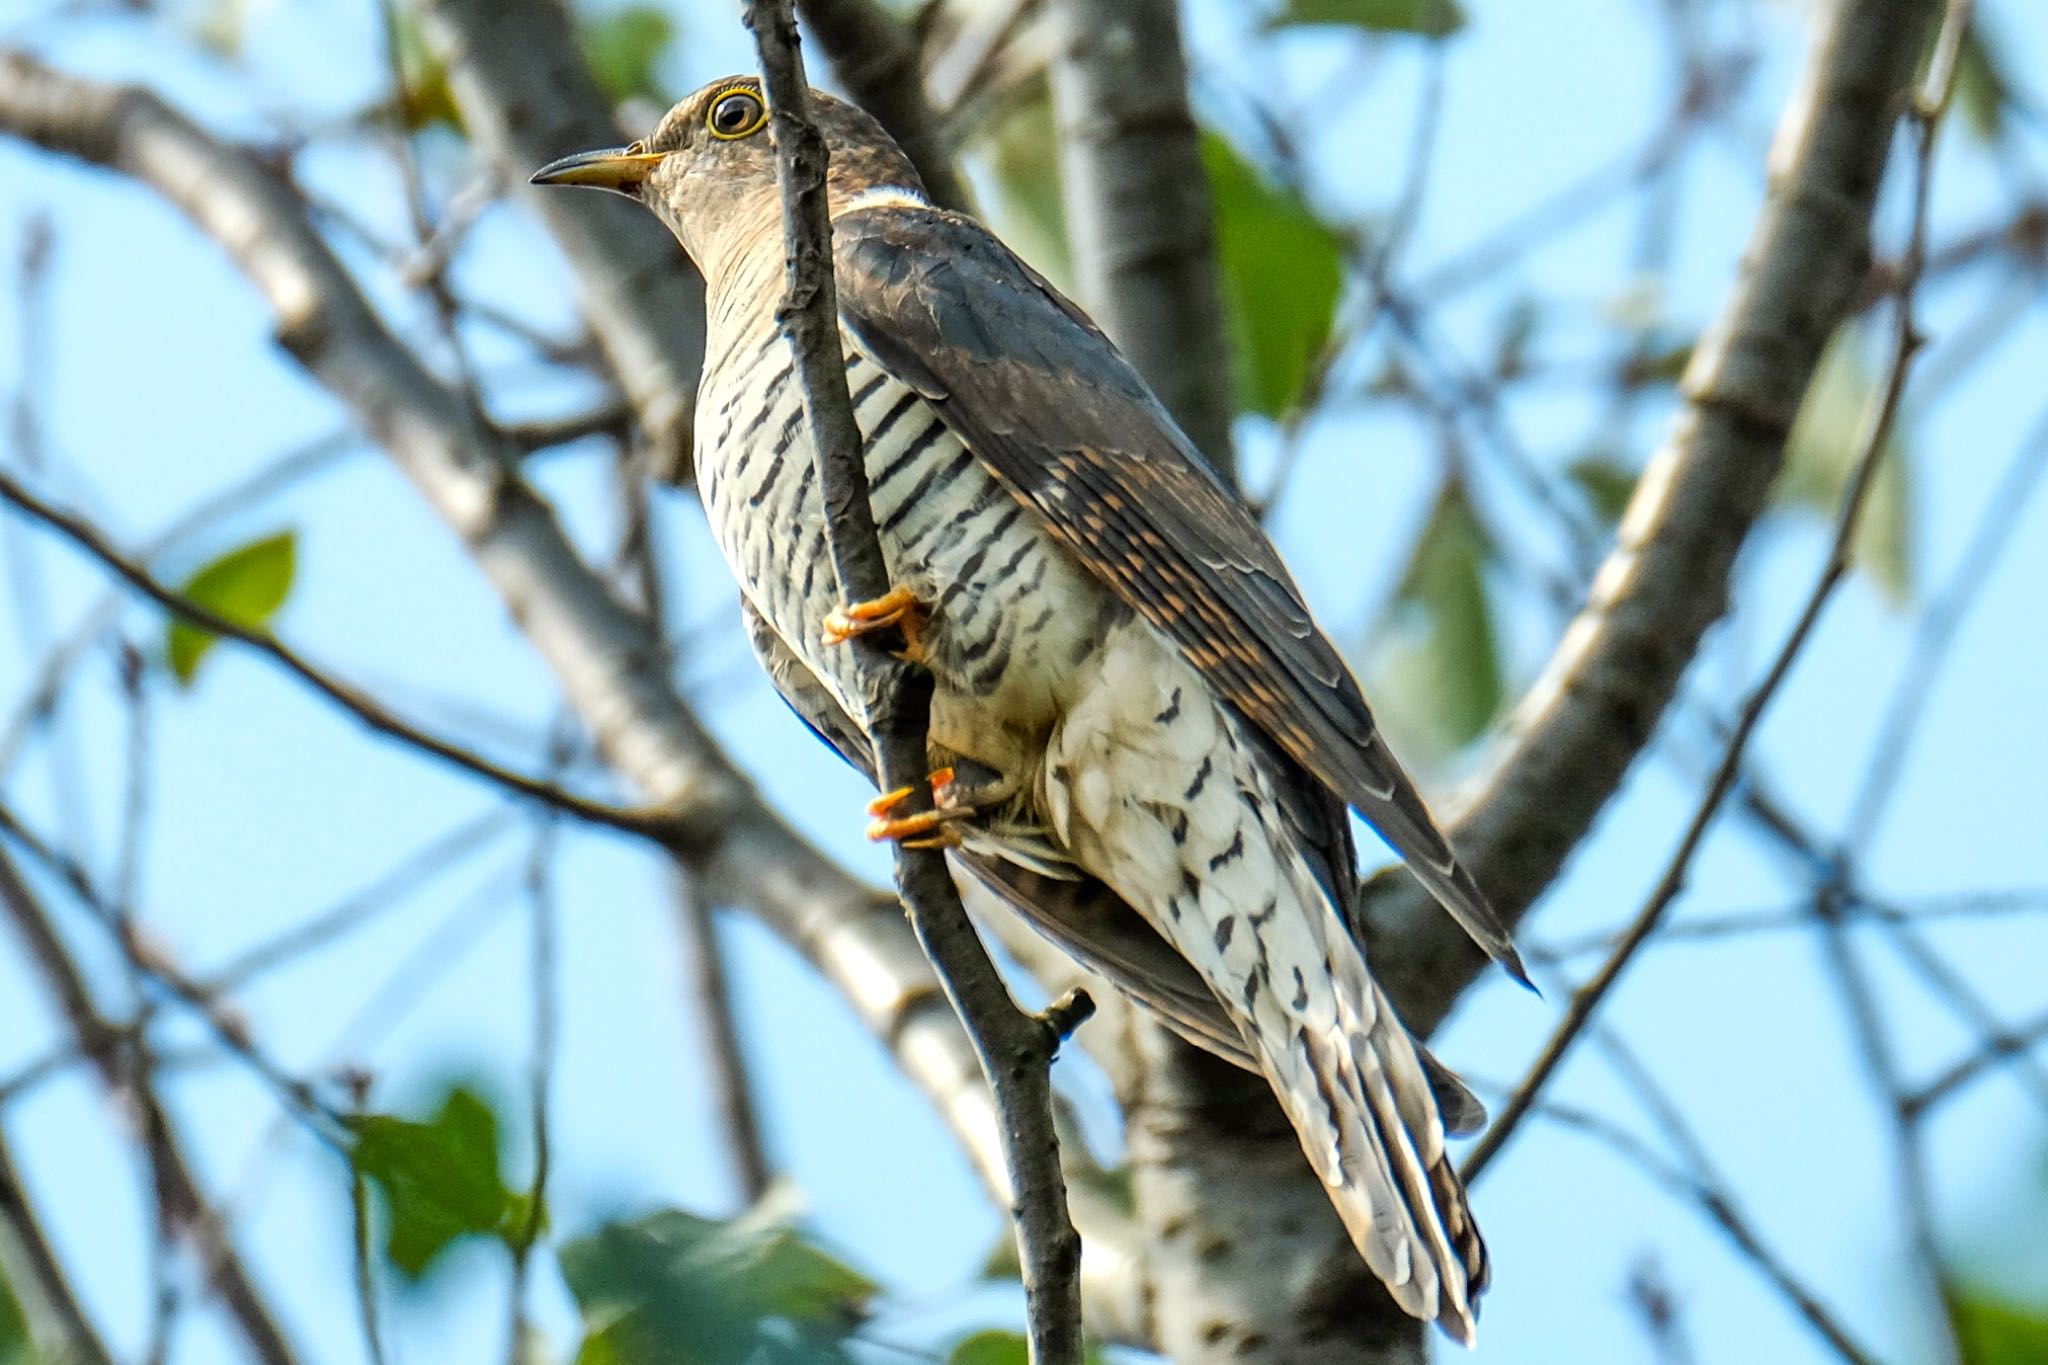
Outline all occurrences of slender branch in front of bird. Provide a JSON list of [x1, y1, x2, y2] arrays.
[[742, 6, 1090, 1362], [1463, 0, 1973, 1189]]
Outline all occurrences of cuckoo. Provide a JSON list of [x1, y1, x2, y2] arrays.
[[534, 76, 1525, 1343]]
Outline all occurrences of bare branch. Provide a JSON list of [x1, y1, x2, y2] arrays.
[[1463, 24, 1945, 1173], [417, 0, 706, 483], [0, 464, 682, 842], [1047, 0, 1238, 485], [1367, 0, 1943, 1035], [0, 846, 303, 1365], [675, 872, 775, 1206], [794, 0, 971, 210], [743, 6, 1086, 1360], [0, 1126, 115, 1365]]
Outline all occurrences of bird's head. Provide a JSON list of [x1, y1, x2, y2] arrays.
[[529, 76, 925, 285]]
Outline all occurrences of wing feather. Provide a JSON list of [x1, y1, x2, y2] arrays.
[[832, 205, 1524, 981]]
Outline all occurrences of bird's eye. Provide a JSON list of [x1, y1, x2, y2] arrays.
[[706, 90, 767, 141]]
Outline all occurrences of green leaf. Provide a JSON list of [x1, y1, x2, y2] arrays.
[[0, 1265, 32, 1365], [1778, 332, 1914, 605], [1566, 454, 1639, 525], [948, 1331, 1028, 1365], [166, 530, 296, 686], [1953, 1286, 2048, 1365], [390, 11, 463, 134], [1203, 133, 1345, 418], [347, 1084, 527, 1280], [560, 1196, 874, 1365], [1268, 0, 1467, 38], [579, 7, 677, 107], [947, 1329, 1110, 1365], [1370, 486, 1503, 751], [1949, 20, 2012, 145], [978, 87, 1075, 293]]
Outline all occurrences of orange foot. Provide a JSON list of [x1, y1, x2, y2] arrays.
[[823, 585, 926, 658], [866, 767, 968, 849]]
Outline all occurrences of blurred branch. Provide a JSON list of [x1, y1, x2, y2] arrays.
[[1048, 0, 1238, 485], [745, 7, 1087, 1360], [0, 845, 303, 1365], [1491, 1083, 1883, 1365], [0, 464, 682, 842], [1465, 0, 1962, 1175], [0, 1126, 115, 1365], [417, 0, 705, 483], [676, 873, 775, 1206], [793, 0, 971, 210], [1367, 0, 1943, 1036]]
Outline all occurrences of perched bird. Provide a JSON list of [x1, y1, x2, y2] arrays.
[[534, 76, 1525, 1343]]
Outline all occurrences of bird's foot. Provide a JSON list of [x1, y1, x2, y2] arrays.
[[823, 586, 926, 659], [866, 766, 974, 848]]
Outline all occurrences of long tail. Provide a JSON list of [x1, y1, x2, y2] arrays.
[[1257, 950, 1489, 1343]]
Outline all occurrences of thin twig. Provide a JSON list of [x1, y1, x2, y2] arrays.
[[676, 871, 774, 1206], [0, 1123, 116, 1365], [0, 465, 686, 843], [0, 845, 304, 1365], [742, 7, 1088, 1360]]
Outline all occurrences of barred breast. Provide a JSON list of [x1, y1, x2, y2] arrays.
[[695, 310, 1119, 780]]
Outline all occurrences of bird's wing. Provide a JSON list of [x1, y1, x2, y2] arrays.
[[832, 204, 1524, 982]]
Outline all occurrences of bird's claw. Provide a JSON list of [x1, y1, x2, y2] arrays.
[[824, 585, 925, 658], [866, 767, 971, 846]]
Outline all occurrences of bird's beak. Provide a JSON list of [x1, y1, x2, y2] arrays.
[[529, 148, 665, 196]]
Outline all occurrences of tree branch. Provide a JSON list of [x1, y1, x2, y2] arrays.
[[0, 847, 302, 1365], [416, 0, 706, 483], [1047, 0, 1238, 486], [0, 1125, 115, 1365], [1366, 0, 1942, 1036], [743, 7, 1086, 1360], [793, 0, 971, 211]]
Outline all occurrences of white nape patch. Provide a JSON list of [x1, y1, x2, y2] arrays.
[[840, 185, 930, 212]]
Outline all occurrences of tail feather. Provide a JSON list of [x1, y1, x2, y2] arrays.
[[1259, 970, 1485, 1343]]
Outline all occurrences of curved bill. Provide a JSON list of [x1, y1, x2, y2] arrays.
[[529, 148, 665, 195]]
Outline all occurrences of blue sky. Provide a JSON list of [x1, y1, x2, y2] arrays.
[[1, 1, 2045, 1362]]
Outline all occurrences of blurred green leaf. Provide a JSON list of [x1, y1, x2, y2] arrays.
[[579, 7, 677, 107], [1566, 454, 1639, 525], [390, 11, 462, 133], [1268, 0, 1466, 38], [1778, 332, 1914, 605], [1370, 486, 1502, 751], [979, 87, 1075, 293], [347, 1084, 528, 1280], [166, 530, 296, 686], [1625, 337, 1694, 388], [0, 1266, 31, 1365], [1949, 20, 2012, 145], [946, 1329, 1110, 1365], [1203, 132, 1345, 418], [1953, 1286, 2048, 1365], [948, 1331, 1028, 1365], [192, 0, 252, 56], [561, 1199, 874, 1365]]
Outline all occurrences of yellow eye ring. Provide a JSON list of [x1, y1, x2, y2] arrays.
[[705, 88, 768, 141]]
